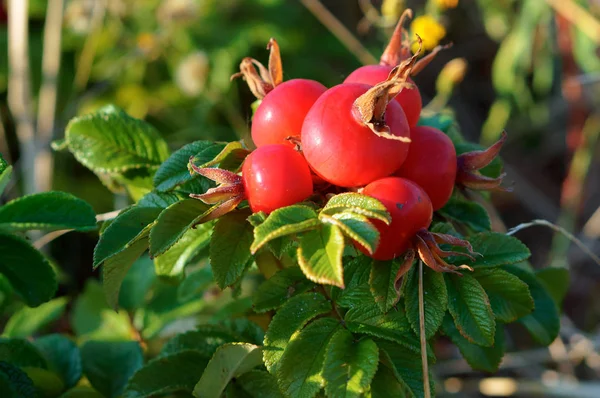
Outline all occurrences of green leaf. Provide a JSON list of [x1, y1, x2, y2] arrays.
[[438, 197, 491, 232], [377, 340, 435, 398], [251, 205, 320, 253], [442, 314, 506, 373], [102, 238, 149, 310], [0, 338, 48, 368], [0, 362, 36, 398], [0, 192, 96, 233], [404, 265, 448, 340], [93, 206, 162, 267], [474, 268, 534, 323], [21, 367, 65, 398], [277, 318, 341, 398], [193, 343, 262, 398], [119, 255, 156, 310], [219, 319, 265, 346], [297, 224, 345, 287], [153, 140, 225, 192], [506, 265, 560, 345], [3, 297, 67, 338], [335, 256, 372, 309], [64, 105, 169, 173], [177, 267, 214, 303], [536, 267, 570, 306], [344, 303, 422, 355], [81, 340, 143, 398], [253, 267, 314, 313], [367, 358, 412, 398], [191, 141, 247, 171], [0, 233, 57, 307], [160, 327, 238, 358], [321, 193, 390, 224], [137, 191, 183, 208], [155, 222, 212, 279], [71, 280, 134, 341], [210, 212, 253, 289], [124, 350, 209, 398], [0, 156, 12, 196], [320, 212, 379, 254], [369, 260, 401, 313], [150, 199, 212, 256], [233, 370, 284, 398], [323, 329, 379, 398], [34, 334, 82, 389], [446, 274, 496, 346], [455, 232, 530, 268], [263, 292, 331, 374]]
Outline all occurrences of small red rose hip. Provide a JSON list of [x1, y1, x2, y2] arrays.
[[361, 177, 433, 260], [301, 83, 410, 187], [344, 65, 422, 128], [394, 126, 457, 210], [242, 145, 313, 214], [252, 79, 327, 147]]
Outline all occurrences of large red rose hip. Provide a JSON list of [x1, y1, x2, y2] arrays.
[[361, 177, 433, 260], [242, 145, 313, 214], [301, 83, 410, 187]]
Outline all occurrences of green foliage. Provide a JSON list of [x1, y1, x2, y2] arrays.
[[193, 343, 263, 398], [81, 341, 144, 398], [0, 192, 96, 233], [0, 89, 572, 397], [0, 233, 57, 307]]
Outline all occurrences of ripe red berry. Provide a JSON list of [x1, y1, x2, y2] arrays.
[[242, 144, 313, 214], [394, 126, 457, 210], [361, 177, 433, 260], [301, 83, 410, 187], [252, 79, 327, 148], [344, 65, 422, 128]]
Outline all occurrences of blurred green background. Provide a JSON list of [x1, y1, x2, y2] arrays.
[[1, 0, 600, 395]]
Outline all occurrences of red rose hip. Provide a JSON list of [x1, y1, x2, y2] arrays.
[[394, 126, 457, 210], [361, 177, 433, 260], [252, 79, 327, 147], [242, 145, 313, 214], [301, 83, 410, 187]]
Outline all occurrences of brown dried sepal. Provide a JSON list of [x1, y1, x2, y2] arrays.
[[352, 38, 422, 141], [456, 131, 510, 192], [413, 229, 476, 275], [189, 160, 245, 218], [379, 8, 450, 77], [231, 38, 283, 99]]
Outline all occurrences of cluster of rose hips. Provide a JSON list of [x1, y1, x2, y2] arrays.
[[191, 11, 506, 275]]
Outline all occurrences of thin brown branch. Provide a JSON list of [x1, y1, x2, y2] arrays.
[[299, 0, 377, 66], [418, 259, 431, 398], [507, 219, 600, 267], [8, 0, 36, 195], [33, 209, 124, 249], [36, 0, 65, 192]]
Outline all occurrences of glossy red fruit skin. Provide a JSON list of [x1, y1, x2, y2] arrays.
[[361, 177, 433, 260], [394, 126, 457, 210], [251, 79, 327, 148], [242, 145, 313, 214], [301, 83, 410, 188], [344, 65, 422, 128]]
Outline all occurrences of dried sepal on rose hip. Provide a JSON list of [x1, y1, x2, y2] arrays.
[[456, 131, 509, 192], [232, 38, 327, 148], [357, 177, 477, 282], [189, 144, 313, 215], [345, 9, 450, 128]]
